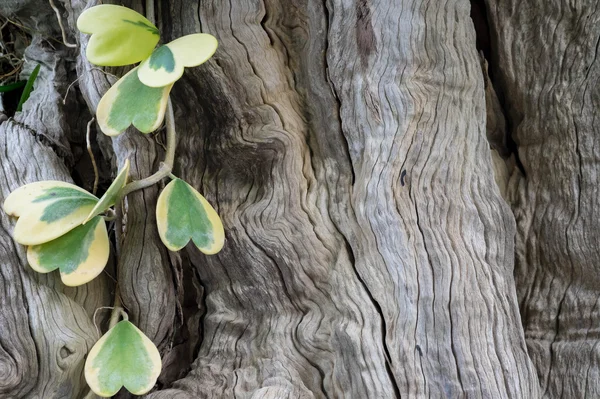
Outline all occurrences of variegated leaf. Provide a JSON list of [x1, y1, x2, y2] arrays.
[[3, 181, 99, 246], [84, 159, 130, 223], [156, 178, 224, 254], [85, 320, 161, 397], [138, 33, 218, 87], [27, 216, 109, 286], [96, 67, 173, 136], [77, 5, 160, 66]]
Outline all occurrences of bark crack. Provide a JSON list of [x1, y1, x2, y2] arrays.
[[319, 0, 400, 396], [341, 237, 402, 399], [322, 0, 355, 186], [5, 118, 70, 162]]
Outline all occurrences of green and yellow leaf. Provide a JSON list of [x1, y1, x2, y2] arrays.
[[138, 33, 218, 87], [84, 159, 130, 224], [3, 181, 99, 246], [85, 320, 162, 397], [97, 67, 173, 136], [156, 178, 224, 254], [27, 216, 109, 286], [77, 5, 160, 66]]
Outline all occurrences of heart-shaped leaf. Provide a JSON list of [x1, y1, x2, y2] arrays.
[[77, 5, 160, 66], [97, 67, 173, 136], [27, 216, 109, 286], [3, 181, 99, 246], [138, 33, 218, 87], [85, 320, 161, 397], [156, 178, 224, 254], [84, 159, 130, 224]]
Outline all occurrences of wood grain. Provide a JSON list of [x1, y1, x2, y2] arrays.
[[0, 32, 112, 398], [487, 0, 600, 397], [0, 0, 573, 397], [145, 0, 540, 397]]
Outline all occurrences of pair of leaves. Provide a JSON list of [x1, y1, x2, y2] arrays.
[[156, 178, 224, 254], [86, 320, 161, 397], [77, 5, 218, 136], [3, 161, 130, 286]]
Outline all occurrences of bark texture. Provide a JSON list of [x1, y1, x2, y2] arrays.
[[0, 8, 113, 397], [0, 0, 596, 398], [486, 1, 600, 397]]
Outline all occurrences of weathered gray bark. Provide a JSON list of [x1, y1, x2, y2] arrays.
[[486, 1, 600, 397], [0, 0, 597, 398]]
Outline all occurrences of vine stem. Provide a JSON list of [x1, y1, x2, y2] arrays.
[[86, 117, 99, 195], [104, 0, 163, 333], [118, 99, 176, 199], [108, 294, 128, 328], [107, 98, 175, 328], [48, 0, 77, 48]]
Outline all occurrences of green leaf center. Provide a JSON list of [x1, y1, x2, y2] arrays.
[[32, 187, 98, 223], [166, 179, 213, 249], [148, 46, 176, 73], [34, 217, 101, 274], [121, 19, 159, 35], [107, 70, 167, 133], [91, 321, 155, 394]]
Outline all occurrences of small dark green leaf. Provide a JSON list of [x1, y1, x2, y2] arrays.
[[17, 64, 41, 112], [0, 81, 26, 93]]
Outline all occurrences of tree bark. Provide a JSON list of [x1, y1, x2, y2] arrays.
[[0, 0, 596, 398], [486, 1, 600, 397]]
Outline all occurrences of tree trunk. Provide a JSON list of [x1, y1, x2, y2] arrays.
[[486, 2, 600, 397], [0, 0, 596, 398]]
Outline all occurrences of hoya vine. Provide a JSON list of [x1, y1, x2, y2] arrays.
[[2, 4, 222, 397]]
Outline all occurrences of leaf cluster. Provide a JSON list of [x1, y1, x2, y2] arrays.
[[2, 5, 223, 397]]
